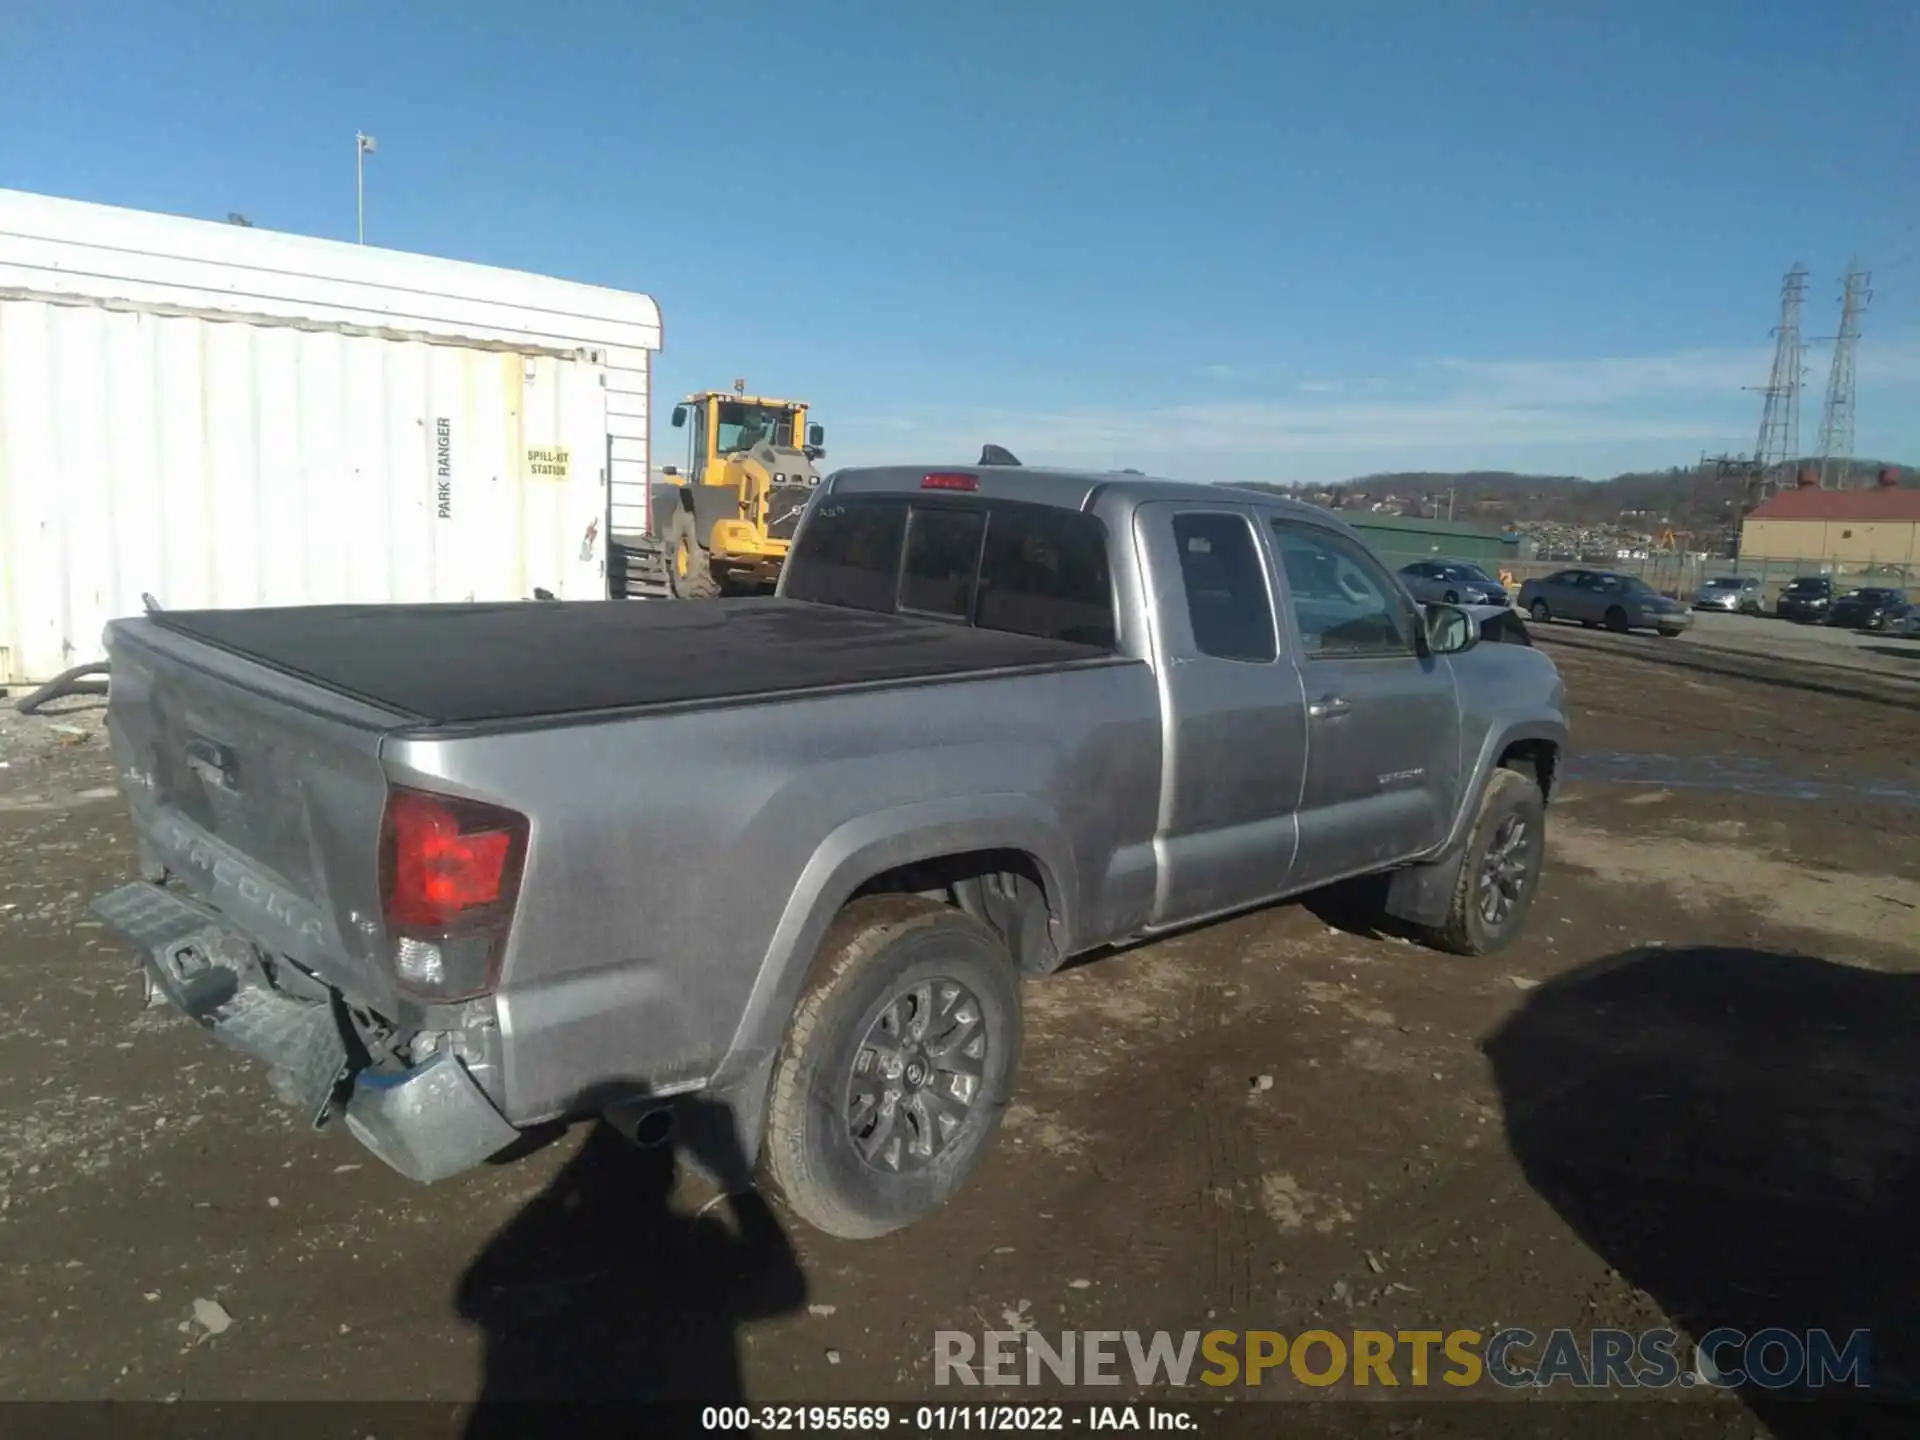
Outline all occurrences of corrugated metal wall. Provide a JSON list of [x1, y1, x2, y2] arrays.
[[0, 296, 611, 683]]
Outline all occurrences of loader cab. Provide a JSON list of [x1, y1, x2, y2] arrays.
[[670, 392, 825, 487]]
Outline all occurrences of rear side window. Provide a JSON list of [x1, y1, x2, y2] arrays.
[[780, 498, 907, 613], [1171, 512, 1276, 663], [977, 506, 1116, 648], [784, 495, 1116, 650]]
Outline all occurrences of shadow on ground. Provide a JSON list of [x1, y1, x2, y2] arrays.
[[1484, 945, 1920, 1435], [455, 1095, 807, 1432]]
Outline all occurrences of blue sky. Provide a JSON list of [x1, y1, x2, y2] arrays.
[[3, 0, 1915, 483]]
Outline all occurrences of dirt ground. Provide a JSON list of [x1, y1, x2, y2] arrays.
[[1, 633, 1917, 1433]]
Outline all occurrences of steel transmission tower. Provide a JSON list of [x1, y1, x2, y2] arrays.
[[1748, 265, 1809, 502], [1816, 263, 1871, 488]]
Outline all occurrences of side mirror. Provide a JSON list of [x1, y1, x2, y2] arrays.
[[661, 465, 679, 477], [671, 405, 687, 429], [1424, 603, 1478, 656], [807, 423, 825, 448]]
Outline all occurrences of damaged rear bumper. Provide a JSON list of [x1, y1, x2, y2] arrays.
[[90, 882, 518, 1183]]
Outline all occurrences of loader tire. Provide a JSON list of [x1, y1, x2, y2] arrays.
[[667, 509, 720, 600], [762, 896, 1022, 1240]]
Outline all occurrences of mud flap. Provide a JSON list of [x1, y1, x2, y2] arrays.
[[1382, 842, 1468, 930]]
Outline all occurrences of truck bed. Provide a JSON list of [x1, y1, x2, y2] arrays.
[[147, 596, 1115, 726]]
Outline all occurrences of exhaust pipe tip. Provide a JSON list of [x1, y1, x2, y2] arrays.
[[632, 1106, 675, 1149], [601, 1095, 679, 1150]]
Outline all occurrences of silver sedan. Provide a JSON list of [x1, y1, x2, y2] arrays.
[[1516, 568, 1692, 637], [1692, 576, 1765, 614], [1397, 560, 1511, 607]]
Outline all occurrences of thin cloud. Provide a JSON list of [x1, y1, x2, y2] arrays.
[[836, 337, 1920, 480]]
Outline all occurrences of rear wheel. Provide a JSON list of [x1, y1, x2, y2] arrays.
[[1424, 769, 1546, 957], [667, 508, 719, 600], [1604, 606, 1629, 633], [762, 896, 1022, 1239], [1528, 600, 1551, 623]]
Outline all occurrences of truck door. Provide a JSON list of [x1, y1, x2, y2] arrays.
[[1133, 501, 1310, 928], [1264, 517, 1462, 888]]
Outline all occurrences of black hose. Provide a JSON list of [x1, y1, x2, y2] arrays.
[[15, 661, 110, 716]]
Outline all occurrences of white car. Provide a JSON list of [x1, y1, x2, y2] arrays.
[[1692, 576, 1765, 614]]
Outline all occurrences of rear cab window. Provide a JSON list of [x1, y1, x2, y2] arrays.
[[1169, 512, 1277, 663], [783, 495, 1118, 650]]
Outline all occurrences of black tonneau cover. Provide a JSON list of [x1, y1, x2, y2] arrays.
[[148, 597, 1111, 726]]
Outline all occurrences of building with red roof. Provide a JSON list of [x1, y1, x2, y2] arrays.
[[1740, 469, 1920, 568]]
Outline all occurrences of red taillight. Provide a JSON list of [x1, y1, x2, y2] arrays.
[[921, 472, 979, 491], [384, 791, 513, 925], [378, 787, 528, 1000]]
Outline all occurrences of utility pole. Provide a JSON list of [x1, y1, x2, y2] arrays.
[[1815, 262, 1871, 488], [1746, 265, 1809, 505], [355, 132, 378, 244]]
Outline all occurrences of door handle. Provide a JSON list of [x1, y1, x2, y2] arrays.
[[1308, 696, 1351, 719]]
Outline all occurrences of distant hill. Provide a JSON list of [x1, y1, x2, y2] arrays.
[[1231, 459, 1917, 534]]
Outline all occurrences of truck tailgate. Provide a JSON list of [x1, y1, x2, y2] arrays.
[[103, 618, 406, 1012]]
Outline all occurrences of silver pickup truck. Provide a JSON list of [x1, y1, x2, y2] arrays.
[[91, 462, 1567, 1238]]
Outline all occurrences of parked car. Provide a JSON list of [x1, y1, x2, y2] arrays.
[[1691, 576, 1765, 614], [1516, 569, 1692, 637], [88, 462, 1568, 1239], [1826, 587, 1910, 632], [1775, 575, 1835, 623], [1399, 559, 1511, 607]]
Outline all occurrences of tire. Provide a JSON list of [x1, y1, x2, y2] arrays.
[[1528, 600, 1551, 623], [1657, 627, 1683, 639], [762, 895, 1023, 1240], [1443, 590, 1459, 604], [1423, 768, 1547, 957], [666, 508, 720, 600], [1604, 606, 1629, 633]]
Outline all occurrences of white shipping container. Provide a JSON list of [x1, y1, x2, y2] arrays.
[[0, 189, 661, 685]]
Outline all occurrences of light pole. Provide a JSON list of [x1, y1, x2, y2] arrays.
[[355, 132, 377, 244]]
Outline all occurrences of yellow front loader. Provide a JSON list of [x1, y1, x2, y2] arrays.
[[630, 385, 825, 599]]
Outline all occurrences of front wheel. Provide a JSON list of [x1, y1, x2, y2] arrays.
[[666, 509, 720, 600], [1657, 627, 1683, 639], [1528, 600, 1551, 623], [1423, 768, 1547, 957], [1443, 590, 1459, 604], [762, 896, 1023, 1239]]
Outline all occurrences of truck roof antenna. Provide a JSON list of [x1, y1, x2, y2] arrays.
[[978, 444, 1022, 467]]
